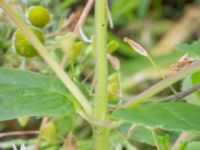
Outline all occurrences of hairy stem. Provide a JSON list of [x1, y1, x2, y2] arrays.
[[93, 0, 109, 149], [124, 61, 200, 107], [0, 0, 93, 119]]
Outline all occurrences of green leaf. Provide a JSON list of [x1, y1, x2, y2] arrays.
[[130, 126, 158, 146], [177, 40, 200, 57], [191, 71, 200, 86], [0, 68, 74, 121], [110, 102, 200, 131], [119, 124, 169, 148], [131, 126, 170, 150]]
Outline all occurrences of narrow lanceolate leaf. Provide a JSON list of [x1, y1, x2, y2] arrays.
[[0, 68, 74, 121], [110, 102, 200, 131]]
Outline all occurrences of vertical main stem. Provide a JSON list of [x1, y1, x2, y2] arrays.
[[93, 0, 109, 149]]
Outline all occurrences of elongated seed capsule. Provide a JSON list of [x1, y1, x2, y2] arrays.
[[123, 37, 148, 56]]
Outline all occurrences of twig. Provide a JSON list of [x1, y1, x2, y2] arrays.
[[161, 83, 200, 102], [0, 131, 38, 138], [60, 54, 68, 68], [73, 0, 94, 35], [123, 61, 200, 108]]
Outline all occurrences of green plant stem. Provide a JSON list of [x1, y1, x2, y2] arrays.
[[124, 61, 200, 108], [93, 0, 109, 149], [0, 0, 93, 119]]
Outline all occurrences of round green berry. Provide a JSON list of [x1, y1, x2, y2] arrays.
[[13, 28, 45, 57], [27, 6, 50, 28]]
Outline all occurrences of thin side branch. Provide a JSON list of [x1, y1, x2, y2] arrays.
[[73, 0, 94, 35], [162, 83, 200, 102], [123, 61, 200, 108], [0, 131, 38, 138]]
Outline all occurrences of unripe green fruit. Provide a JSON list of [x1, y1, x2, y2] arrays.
[[108, 73, 119, 83], [108, 73, 120, 101], [40, 122, 57, 143], [27, 6, 50, 28], [18, 117, 29, 127], [69, 41, 83, 60], [108, 82, 119, 100], [107, 40, 119, 53], [13, 28, 45, 57]]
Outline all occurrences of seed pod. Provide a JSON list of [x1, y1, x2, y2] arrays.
[[108, 73, 120, 101], [108, 72, 120, 83], [40, 121, 57, 143], [27, 6, 50, 28], [108, 82, 119, 100], [124, 37, 148, 56], [13, 28, 45, 58]]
